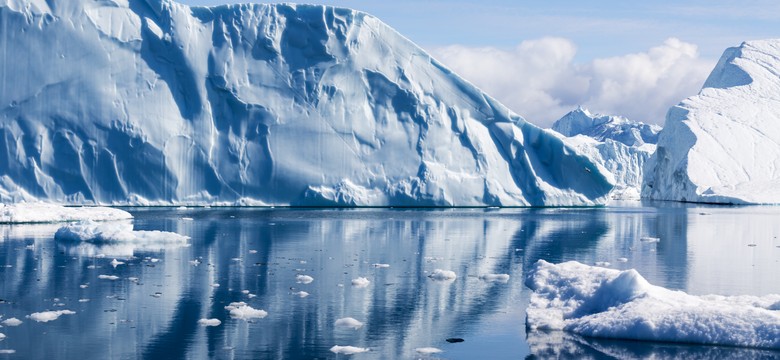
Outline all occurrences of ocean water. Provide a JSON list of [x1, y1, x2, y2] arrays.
[[1, 202, 779, 359]]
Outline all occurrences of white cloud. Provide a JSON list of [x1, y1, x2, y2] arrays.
[[430, 37, 715, 127]]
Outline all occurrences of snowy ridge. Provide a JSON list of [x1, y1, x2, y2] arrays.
[[552, 107, 660, 147], [643, 40, 780, 204], [526, 260, 780, 349], [0, 0, 612, 207]]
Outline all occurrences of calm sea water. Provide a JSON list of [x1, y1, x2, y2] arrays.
[[1, 202, 780, 359]]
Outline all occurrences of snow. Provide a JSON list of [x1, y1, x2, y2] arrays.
[[428, 269, 457, 281], [0, 318, 21, 327], [225, 302, 267, 320], [351, 277, 370, 288], [644, 39, 780, 204], [27, 310, 76, 322], [0, 0, 613, 207], [525, 260, 780, 349], [296, 275, 314, 284], [479, 273, 510, 283], [415, 347, 443, 354], [54, 220, 189, 257], [335, 317, 364, 329], [330, 345, 369, 355], [198, 318, 221, 327], [0, 203, 132, 224]]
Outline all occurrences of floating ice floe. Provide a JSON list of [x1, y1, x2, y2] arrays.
[[639, 237, 660, 243], [616, 257, 628, 263], [525, 260, 780, 349], [0, 333, 4, 340], [330, 345, 369, 355], [0, 350, 13, 354], [293, 291, 309, 298], [428, 269, 457, 281], [198, 318, 221, 327], [55, 220, 189, 257], [225, 302, 267, 320], [0, 318, 21, 327], [296, 275, 314, 284], [371, 263, 390, 268], [110, 259, 124, 268], [351, 277, 370, 288], [415, 347, 443, 354], [479, 274, 510, 283], [0, 203, 132, 224], [27, 310, 76, 323], [98, 275, 119, 281], [335, 317, 364, 330]]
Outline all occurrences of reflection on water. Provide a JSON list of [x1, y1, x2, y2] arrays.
[[0, 203, 778, 358]]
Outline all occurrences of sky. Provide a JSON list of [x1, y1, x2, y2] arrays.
[[178, 0, 780, 126]]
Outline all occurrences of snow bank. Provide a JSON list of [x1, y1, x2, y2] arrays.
[[0, 203, 131, 224], [0, 0, 613, 207], [225, 302, 267, 320], [525, 260, 780, 349], [335, 317, 364, 329], [644, 39, 780, 204], [330, 345, 369, 355], [27, 310, 76, 323]]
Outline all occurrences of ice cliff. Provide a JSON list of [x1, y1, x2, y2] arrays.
[[552, 109, 656, 200], [644, 40, 780, 204], [0, 0, 613, 206]]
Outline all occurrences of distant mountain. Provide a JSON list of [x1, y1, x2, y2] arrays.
[[551, 108, 657, 200], [643, 40, 780, 204], [0, 0, 612, 206], [552, 107, 661, 147]]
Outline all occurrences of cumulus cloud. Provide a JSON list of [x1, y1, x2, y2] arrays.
[[430, 38, 715, 127]]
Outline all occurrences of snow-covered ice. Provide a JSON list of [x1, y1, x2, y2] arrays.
[[644, 39, 780, 204], [296, 275, 314, 284], [415, 347, 443, 354], [525, 260, 780, 349], [0, 318, 21, 327], [553, 107, 660, 147], [54, 220, 189, 257], [428, 269, 457, 281], [330, 345, 369, 355], [351, 277, 370, 288], [98, 275, 119, 281], [0, 0, 613, 207], [0, 203, 132, 224], [335, 317, 364, 330], [198, 318, 221, 327], [225, 302, 267, 320], [27, 310, 76, 323]]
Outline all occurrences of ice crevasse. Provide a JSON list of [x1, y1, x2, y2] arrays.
[[0, 0, 613, 206]]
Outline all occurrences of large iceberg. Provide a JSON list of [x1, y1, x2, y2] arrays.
[[526, 260, 780, 349], [0, 0, 613, 207], [552, 109, 657, 200], [0, 202, 132, 223], [643, 40, 780, 204]]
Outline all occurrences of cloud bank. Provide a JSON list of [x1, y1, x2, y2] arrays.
[[431, 38, 715, 127]]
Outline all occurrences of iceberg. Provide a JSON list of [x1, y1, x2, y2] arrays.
[[0, 0, 612, 207], [0, 203, 132, 224], [54, 220, 189, 257], [525, 260, 780, 349], [553, 107, 660, 147], [643, 40, 780, 204]]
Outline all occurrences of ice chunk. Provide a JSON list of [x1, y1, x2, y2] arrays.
[[351, 277, 370, 288], [27, 310, 76, 322], [526, 260, 780, 349], [296, 275, 314, 284], [371, 263, 390, 268], [293, 291, 309, 298], [198, 318, 221, 327], [0, 203, 132, 224], [98, 275, 119, 280], [110, 259, 125, 268], [0, 318, 21, 327], [415, 347, 443, 354], [335, 317, 364, 329], [428, 269, 457, 281], [225, 302, 267, 320], [329, 345, 369, 355], [0, 350, 14, 354], [55, 220, 188, 257], [479, 273, 510, 283]]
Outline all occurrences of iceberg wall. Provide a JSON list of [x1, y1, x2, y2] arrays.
[[0, 0, 613, 206]]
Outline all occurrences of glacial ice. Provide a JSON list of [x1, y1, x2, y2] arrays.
[[0, 0, 613, 207], [0, 203, 132, 224], [54, 220, 189, 257], [225, 302, 268, 320], [526, 260, 780, 349], [330, 345, 369, 355], [334, 317, 364, 329], [644, 39, 780, 204], [553, 107, 660, 147], [27, 310, 76, 323]]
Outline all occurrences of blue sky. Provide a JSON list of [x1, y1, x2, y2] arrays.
[[177, 0, 780, 125]]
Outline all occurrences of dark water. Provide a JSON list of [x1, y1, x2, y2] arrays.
[[1, 202, 780, 359]]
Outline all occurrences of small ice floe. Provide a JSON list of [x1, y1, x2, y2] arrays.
[[231, 258, 242, 262], [198, 318, 221, 327], [151, 292, 162, 298], [640, 236, 660, 243], [371, 263, 390, 268], [78, 299, 90, 303], [296, 275, 314, 284], [479, 274, 510, 283], [525, 260, 780, 349], [415, 347, 443, 354], [293, 291, 309, 298], [180, 217, 194, 221], [241, 290, 250, 294], [79, 284, 89, 289], [110, 259, 125, 268], [594, 261, 611, 267], [247, 294, 257, 299], [329, 345, 368, 355], [0, 350, 14, 354], [25, 244, 34, 250], [0, 203, 132, 224], [424, 256, 442, 262], [351, 277, 370, 288], [210, 283, 220, 288], [189, 259, 201, 266], [1, 318, 21, 327], [616, 257, 628, 263], [428, 269, 457, 281], [0, 333, 4, 341], [334, 317, 363, 329], [27, 310, 76, 322], [98, 275, 119, 280], [225, 302, 267, 320], [128, 277, 139, 282], [249, 250, 258, 254]]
